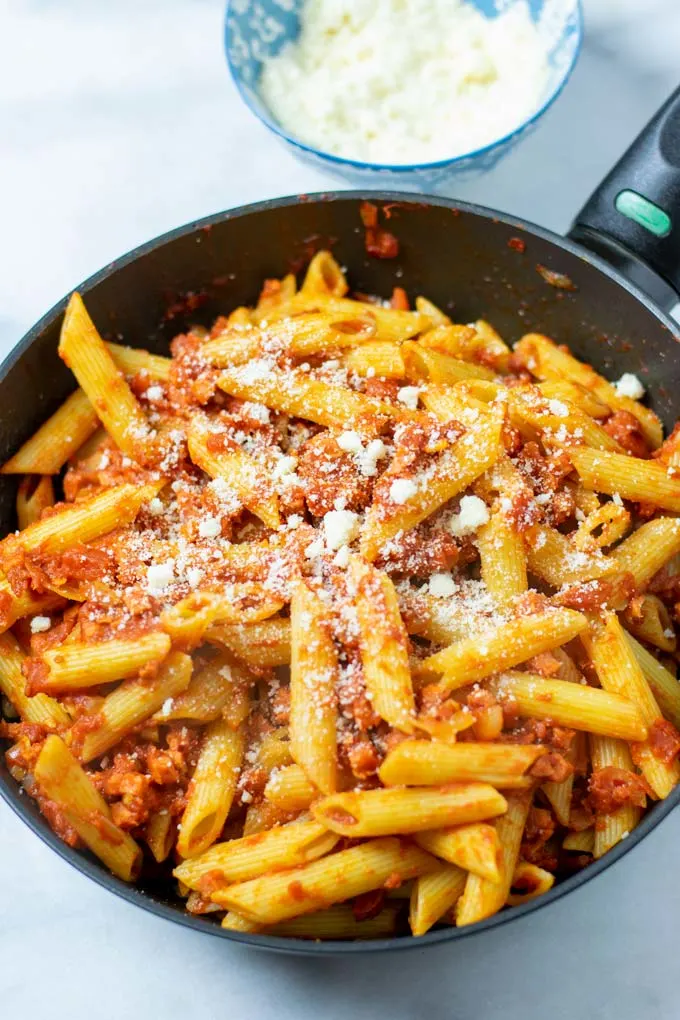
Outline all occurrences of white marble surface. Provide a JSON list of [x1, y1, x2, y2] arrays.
[[2, 1, 680, 1016]]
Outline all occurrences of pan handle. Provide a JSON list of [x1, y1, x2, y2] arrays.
[[568, 86, 680, 314]]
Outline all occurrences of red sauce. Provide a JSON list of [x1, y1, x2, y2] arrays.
[[603, 410, 650, 458], [647, 718, 680, 765], [588, 766, 650, 814]]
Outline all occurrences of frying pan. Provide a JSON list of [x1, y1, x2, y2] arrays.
[[2, 89, 680, 954]]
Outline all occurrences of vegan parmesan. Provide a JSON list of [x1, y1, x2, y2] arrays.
[[615, 373, 646, 400], [260, 0, 549, 165], [449, 495, 490, 536]]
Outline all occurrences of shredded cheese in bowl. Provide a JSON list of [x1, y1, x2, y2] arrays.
[[259, 0, 551, 166]]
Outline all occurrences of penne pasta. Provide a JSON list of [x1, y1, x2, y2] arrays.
[[210, 838, 440, 925], [206, 618, 291, 667], [161, 587, 284, 649], [361, 412, 502, 561], [300, 251, 348, 297], [526, 524, 616, 587], [7, 266, 680, 941], [542, 730, 584, 827], [589, 735, 642, 858], [415, 608, 588, 690], [563, 828, 595, 853], [187, 422, 280, 529], [349, 557, 414, 731], [58, 293, 151, 461], [626, 632, 680, 729], [456, 792, 532, 926], [609, 517, 680, 590], [16, 475, 55, 529], [107, 342, 171, 381], [312, 784, 507, 837], [582, 614, 680, 798], [379, 740, 543, 788], [494, 671, 648, 741], [409, 867, 467, 936], [476, 510, 527, 608], [570, 447, 680, 511], [34, 735, 142, 880], [623, 593, 676, 652], [0, 578, 65, 635], [0, 632, 70, 728], [263, 764, 319, 813], [218, 364, 414, 436], [145, 810, 175, 863], [152, 653, 253, 725], [413, 823, 502, 882], [403, 342, 496, 384], [506, 861, 554, 906], [26, 632, 172, 694], [174, 819, 339, 891], [289, 580, 339, 794], [0, 481, 159, 559], [513, 333, 662, 447], [1, 389, 99, 475], [343, 340, 406, 379], [176, 718, 245, 858], [77, 651, 192, 762]]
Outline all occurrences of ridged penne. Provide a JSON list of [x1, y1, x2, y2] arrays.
[[312, 784, 507, 837], [176, 718, 245, 858], [456, 792, 532, 926], [379, 740, 542, 788], [174, 819, 339, 891], [210, 838, 439, 925], [34, 735, 142, 880], [77, 651, 192, 762], [58, 292, 151, 461], [415, 608, 588, 690], [289, 580, 339, 794]]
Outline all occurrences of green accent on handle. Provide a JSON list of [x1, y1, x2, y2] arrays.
[[615, 190, 671, 238]]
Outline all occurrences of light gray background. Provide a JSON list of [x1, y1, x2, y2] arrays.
[[1, 1, 680, 1017]]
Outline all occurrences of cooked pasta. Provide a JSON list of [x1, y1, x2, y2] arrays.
[[1, 255, 679, 941]]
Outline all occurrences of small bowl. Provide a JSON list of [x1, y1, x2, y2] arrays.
[[225, 0, 583, 191]]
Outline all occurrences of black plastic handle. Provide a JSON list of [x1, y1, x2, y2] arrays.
[[569, 86, 680, 313]]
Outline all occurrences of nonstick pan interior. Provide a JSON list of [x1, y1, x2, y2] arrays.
[[2, 192, 680, 953]]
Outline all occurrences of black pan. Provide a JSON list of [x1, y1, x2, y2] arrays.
[[2, 89, 680, 955]]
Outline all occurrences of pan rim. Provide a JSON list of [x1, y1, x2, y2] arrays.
[[2, 189, 679, 954]]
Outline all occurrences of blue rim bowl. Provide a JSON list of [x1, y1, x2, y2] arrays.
[[224, 0, 583, 190]]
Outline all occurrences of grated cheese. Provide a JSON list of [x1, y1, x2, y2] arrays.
[[259, 0, 549, 165], [186, 567, 203, 588], [428, 573, 458, 597], [242, 401, 271, 423], [359, 438, 387, 477], [323, 510, 360, 551], [337, 431, 363, 455], [450, 495, 489, 536], [389, 478, 418, 504], [30, 615, 51, 634], [147, 497, 164, 516], [273, 455, 298, 479], [614, 373, 645, 400], [547, 399, 569, 417], [198, 516, 222, 539], [147, 561, 176, 594], [397, 386, 420, 410], [333, 544, 351, 569]]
